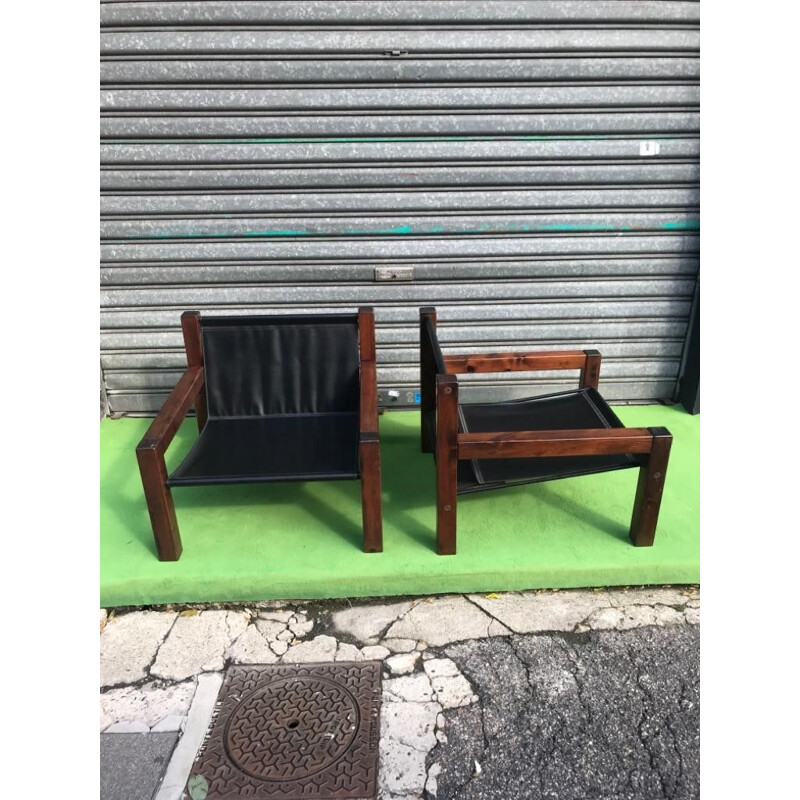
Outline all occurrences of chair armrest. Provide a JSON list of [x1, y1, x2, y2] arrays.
[[444, 350, 595, 374], [136, 366, 205, 456], [444, 348, 601, 389], [457, 427, 654, 459]]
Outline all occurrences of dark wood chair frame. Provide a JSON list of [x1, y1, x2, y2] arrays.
[[419, 307, 672, 555], [136, 307, 383, 561]]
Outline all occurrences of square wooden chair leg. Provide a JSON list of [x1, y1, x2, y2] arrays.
[[137, 445, 183, 561], [436, 485, 457, 555], [629, 427, 672, 547], [360, 435, 383, 553], [436, 374, 459, 555]]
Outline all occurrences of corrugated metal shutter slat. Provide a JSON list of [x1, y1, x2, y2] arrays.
[[100, 1, 699, 413]]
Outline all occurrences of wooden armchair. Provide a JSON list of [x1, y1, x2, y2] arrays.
[[136, 308, 382, 560], [419, 307, 671, 555]]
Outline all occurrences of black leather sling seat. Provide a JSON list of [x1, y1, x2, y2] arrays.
[[167, 414, 359, 486], [166, 314, 361, 487], [455, 387, 642, 494]]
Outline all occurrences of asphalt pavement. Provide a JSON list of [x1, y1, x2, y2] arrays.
[[100, 586, 699, 800], [430, 626, 699, 800]]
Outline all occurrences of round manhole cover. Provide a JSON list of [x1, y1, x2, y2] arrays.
[[224, 676, 361, 781]]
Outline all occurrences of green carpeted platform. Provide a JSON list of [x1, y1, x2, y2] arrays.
[[100, 406, 698, 607]]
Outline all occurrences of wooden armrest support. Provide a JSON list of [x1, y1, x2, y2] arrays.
[[444, 350, 586, 374], [444, 348, 601, 389], [359, 362, 379, 436], [457, 427, 653, 459], [444, 350, 593, 374], [136, 366, 205, 455], [357, 308, 383, 552], [358, 307, 379, 436]]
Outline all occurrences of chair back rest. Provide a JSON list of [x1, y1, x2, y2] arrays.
[[200, 314, 359, 418], [423, 316, 448, 377], [422, 310, 480, 487]]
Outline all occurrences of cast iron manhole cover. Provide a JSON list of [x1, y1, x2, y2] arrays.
[[187, 662, 381, 800]]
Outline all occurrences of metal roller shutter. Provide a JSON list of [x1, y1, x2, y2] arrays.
[[100, 0, 700, 414]]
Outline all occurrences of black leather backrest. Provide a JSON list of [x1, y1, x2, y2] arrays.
[[424, 317, 448, 376], [200, 314, 359, 418]]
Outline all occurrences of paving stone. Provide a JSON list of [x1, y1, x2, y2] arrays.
[[254, 618, 287, 640], [385, 596, 509, 646], [386, 652, 420, 675], [335, 642, 364, 661], [685, 606, 700, 625], [289, 618, 314, 637], [331, 600, 414, 642], [607, 586, 695, 608], [384, 674, 435, 704], [150, 714, 185, 733], [654, 605, 686, 625], [426, 762, 442, 797], [423, 658, 461, 680], [281, 634, 338, 663], [379, 738, 429, 796], [383, 638, 417, 653], [100, 611, 177, 687], [468, 590, 607, 634], [416, 641, 428, 651], [151, 610, 248, 681], [424, 658, 476, 708], [577, 602, 688, 632], [226, 625, 278, 664], [270, 640, 289, 656], [576, 606, 621, 632], [616, 605, 684, 630], [381, 700, 441, 751], [431, 674, 477, 709], [104, 721, 150, 734], [100, 681, 197, 731], [276, 628, 294, 642], [361, 645, 391, 661]]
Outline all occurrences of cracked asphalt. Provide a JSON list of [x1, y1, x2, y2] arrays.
[[100, 587, 699, 800], [429, 626, 699, 800]]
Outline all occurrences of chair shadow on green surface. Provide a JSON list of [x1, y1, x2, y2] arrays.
[[377, 421, 633, 550], [528, 481, 631, 544], [104, 436, 367, 558], [175, 481, 366, 552], [376, 422, 439, 552], [103, 443, 163, 556], [103, 418, 634, 562]]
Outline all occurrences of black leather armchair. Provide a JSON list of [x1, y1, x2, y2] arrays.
[[137, 309, 382, 560], [420, 307, 671, 555]]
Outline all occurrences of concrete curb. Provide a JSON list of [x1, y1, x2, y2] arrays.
[[153, 672, 223, 800]]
